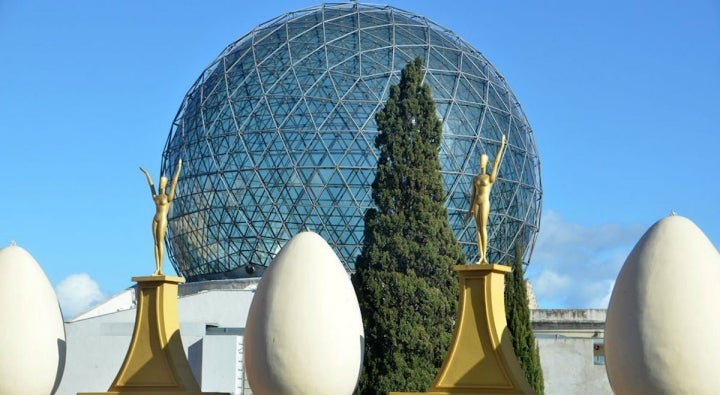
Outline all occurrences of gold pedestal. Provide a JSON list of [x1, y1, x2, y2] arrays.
[[79, 275, 227, 395], [391, 264, 535, 395]]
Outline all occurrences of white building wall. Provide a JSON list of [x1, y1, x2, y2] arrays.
[[537, 337, 612, 395], [59, 310, 135, 394], [201, 332, 252, 395], [531, 309, 611, 395]]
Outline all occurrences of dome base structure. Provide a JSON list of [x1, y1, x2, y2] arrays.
[[390, 264, 534, 395]]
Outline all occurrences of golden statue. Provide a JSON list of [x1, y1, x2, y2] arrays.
[[464, 136, 506, 264], [140, 159, 182, 276]]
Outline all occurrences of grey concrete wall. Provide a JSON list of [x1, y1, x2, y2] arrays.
[[537, 337, 612, 395]]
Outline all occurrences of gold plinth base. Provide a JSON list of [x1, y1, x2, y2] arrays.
[[79, 275, 228, 395], [390, 264, 535, 395]]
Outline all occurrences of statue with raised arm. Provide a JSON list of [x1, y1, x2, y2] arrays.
[[464, 136, 506, 264], [140, 159, 182, 275]]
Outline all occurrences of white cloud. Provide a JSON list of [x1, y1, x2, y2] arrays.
[[589, 280, 615, 309], [55, 273, 107, 319], [532, 270, 572, 300], [526, 210, 646, 309]]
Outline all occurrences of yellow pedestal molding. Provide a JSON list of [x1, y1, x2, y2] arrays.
[[390, 264, 535, 395], [79, 275, 227, 395]]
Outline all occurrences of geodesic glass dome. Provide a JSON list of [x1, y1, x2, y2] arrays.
[[161, 2, 542, 281]]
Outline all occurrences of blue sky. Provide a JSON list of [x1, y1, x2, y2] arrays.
[[1, 1, 718, 316]]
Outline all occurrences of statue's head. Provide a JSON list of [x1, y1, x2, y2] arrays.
[[480, 154, 489, 170], [160, 176, 168, 191]]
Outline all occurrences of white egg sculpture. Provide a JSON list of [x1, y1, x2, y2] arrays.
[[0, 245, 66, 395], [244, 231, 364, 395], [605, 215, 720, 394]]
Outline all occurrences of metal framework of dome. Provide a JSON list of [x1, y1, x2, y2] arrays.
[[161, 2, 542, 281]]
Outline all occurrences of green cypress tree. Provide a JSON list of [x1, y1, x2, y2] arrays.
[[505, 243, 545, 394], [352, 57, 466, 394]]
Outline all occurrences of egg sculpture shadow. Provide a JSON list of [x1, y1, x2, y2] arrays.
[[244, 231, 364, 395], [605, 215, 720, 394], [0, 245, 66, 395]]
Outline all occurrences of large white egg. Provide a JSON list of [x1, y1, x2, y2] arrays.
[[0, 245, 66, 395], [244, 231, 364, 395], [605, 215, 720, 394]]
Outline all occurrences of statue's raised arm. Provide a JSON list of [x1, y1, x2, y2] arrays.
[[490, 135, 506, 182], [139, 167, 157, 196], [168, 159, 182, 201]]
